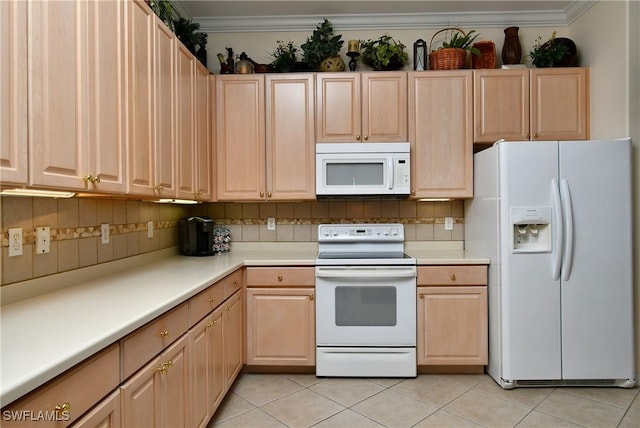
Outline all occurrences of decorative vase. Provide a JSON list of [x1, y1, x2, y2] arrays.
[[319, 56, 346, 72], [501, 26, 522, 65]]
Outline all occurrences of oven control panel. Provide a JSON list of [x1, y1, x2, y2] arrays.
[[318, 224, 404, 242]]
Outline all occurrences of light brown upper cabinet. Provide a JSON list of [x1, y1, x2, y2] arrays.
[[474, 68, 589, 143], [194, 64, 213, 201], [216, 74, 315, 201], [215, 75, 266, 200], [266, 74, 316, 200], [175, 43, 197, 201], [0, 0, 28, 185], [409, 71, 473, 199], [316, 72, 407, 143], [28, 0, 126, 192], [127, 0, 176, 198]]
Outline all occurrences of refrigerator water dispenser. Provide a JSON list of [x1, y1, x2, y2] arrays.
[[511, 207, 552, 253]]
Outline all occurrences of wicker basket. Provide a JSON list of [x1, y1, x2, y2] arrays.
[[428, 28, 468, 70]]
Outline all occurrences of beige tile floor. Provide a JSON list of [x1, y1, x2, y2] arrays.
[[208, 373, 639, 428]]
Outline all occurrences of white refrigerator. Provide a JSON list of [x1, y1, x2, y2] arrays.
[[465, 138, 636, 389]]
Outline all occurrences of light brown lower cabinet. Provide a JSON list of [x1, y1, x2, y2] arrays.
[[191, 306, 224, 428], [223, 291, 244, 387], [245, 267, 316, 367], [0, 344, 120, 428], [70, 390, 120, 428], [417, 266, 488, 366], [246, 287, 316, 366], [120, 333, 191, 427], [190, 289, 243, 428]]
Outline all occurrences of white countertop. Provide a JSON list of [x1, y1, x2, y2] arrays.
[[0, 242, 488, 407]]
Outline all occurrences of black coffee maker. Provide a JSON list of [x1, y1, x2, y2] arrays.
[[177, 216, 215, 256]]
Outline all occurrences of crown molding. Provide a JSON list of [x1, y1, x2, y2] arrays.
[[194, 2, 597, 33]]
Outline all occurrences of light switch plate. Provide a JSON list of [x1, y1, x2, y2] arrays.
[[148, 221, 154, 238], [101, 224, 110, 244], [444, 217, 454, 231], [35, 226, 51, 254]]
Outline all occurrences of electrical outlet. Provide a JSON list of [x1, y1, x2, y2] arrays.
[[8, 228, 23, 257], [148, 221, 154, 238], [101, 224, 110, 244], [267, 217, 276, 231], [444, 217, 454, 231], [35, 226, 50, 254]]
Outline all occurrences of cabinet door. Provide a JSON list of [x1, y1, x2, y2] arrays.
[[191, 306, 225, 428], [224, 291, 244, 388], [209, 306, 225, 413], [70, 390, 121, 428], [417, 286, 488, 365], [190, 316, 209, 428], [153, 19, 176, 197], [162, 334, 190, 428], [316, 73, 361, 142], [86, 0, 126, 193], [216, 75, 265, 200], [127, 0, 155, 196], [473, 69, 529, 143], [121, 356, 162, 428], [531, 68, 589, 140], [246, 287, 316, 366], [28, 0, 88, 189], [195, 63, 213, 201], [0, 0, 28, 185], [409, 71, 473, 198], [362, 72, 407, 142], [266, 74, 315, 200], [176, 43, 196, 200]]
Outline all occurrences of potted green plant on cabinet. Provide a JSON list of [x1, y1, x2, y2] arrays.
[[270, 40, 298, 73], [173, 17, 208, 66], [429, 28, 481, 70], [360, 35, 409, 71], [301, 19, 345, 72], [529, 31, 576, 67]]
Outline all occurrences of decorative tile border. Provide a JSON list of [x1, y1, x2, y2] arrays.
[[215, 217, 464, 225], [2, 221, 178, 247]]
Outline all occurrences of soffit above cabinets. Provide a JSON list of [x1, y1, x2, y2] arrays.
[[174, 1, 597, 32]]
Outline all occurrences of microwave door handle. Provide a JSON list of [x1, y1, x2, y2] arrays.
[[388, 161, 394, 189]]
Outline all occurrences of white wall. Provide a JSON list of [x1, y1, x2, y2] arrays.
[[570, 0, 640, 380], [205, 27, 569, 73]]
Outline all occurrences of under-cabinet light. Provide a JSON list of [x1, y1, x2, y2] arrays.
[[154, 198, 201, 205], [0, 189, 76, 198], [417, 198, 453, 202]]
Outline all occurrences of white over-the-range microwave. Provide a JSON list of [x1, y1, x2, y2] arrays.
[[315, 142, 411, 197]]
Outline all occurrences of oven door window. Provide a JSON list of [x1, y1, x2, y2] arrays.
[[335, 286, 397, 326]]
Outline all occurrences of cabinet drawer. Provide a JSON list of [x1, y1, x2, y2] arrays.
[[246, 267, 315, 287], [418, 265, 487, 286], [221, 269, 243, 299], [121, 303, 189, 380], [189, 281, 225, 326], [1, 344, 120, 428]]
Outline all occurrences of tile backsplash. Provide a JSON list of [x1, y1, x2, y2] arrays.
[[1, 197, 463, 286], [192, 200, 464, 244], [1, 197, 189, 285]]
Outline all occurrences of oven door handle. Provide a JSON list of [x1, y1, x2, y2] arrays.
[[315, 267, 416, 279]]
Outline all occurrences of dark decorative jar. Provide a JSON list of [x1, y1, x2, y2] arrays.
[[501, 26, 522, 65]]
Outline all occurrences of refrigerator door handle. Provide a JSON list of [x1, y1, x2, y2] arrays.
[[560, 179, 575, 281], [551, 179, 564, 281]]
